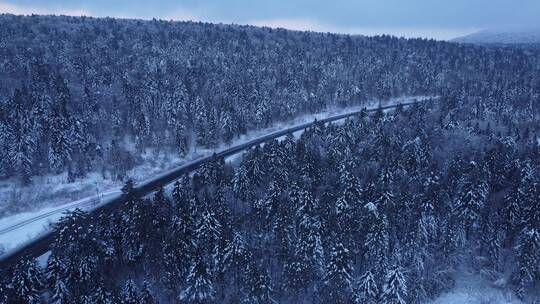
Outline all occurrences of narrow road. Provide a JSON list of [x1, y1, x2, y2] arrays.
[[0, 98, 430, 267]]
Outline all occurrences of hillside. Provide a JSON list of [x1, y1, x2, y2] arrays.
[[1, 14, 537, 194], [1, 14, 540, 303], [453, 28, 540, 44]]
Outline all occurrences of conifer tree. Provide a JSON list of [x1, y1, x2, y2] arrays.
[[244, 263, 276, 304], [453, 163, 488, 239], [514, 227, 540, 298], [180, 254, 215, 303], [50, 280, 70, 304], [364, 210, 389, 278], [352, 270, 378, 304], [9, 258, 43, 304], [46, 254, 70, 304], [49, 98, 72, 173], [195, 207, 222, 263], [222, 232, 249, 276], [381, 265, 407, 304], [91, 283, 114, 304], [321, 243, 354, 304], [232, 163, 252, 201], [140, 281, 155, 304], [121, 279, 140, 304], [9, 89, 35, 184]]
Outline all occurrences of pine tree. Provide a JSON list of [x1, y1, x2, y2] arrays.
[[295, 208, 324, 279], [232, 163, 253, 201], [140, 280, 155, 304], [172, 175, 192, 212], [0, 117, 12, 179], [247, 146, 265, 187], [49, 97, 72, 173], [336, 163, 362, 248], [46, 254, 70, 304], [79, 295, 93, 304], [503, 189, 521, 237], [67, 115, 91, 181], [244, 263, 276, 304], [121, 191, 145, 263], [377, 167, 395, 213], [321, 243, 354, 304], [284, 254, 313, 292], [134, 111, 149, 153], [352, 270, 378, 304], [121, 279, 140, 304], [9, 89, 35, 184], [454, 163, 488, 239], [364, 210, 389, 278], [521, 174, 540, 232], [50, 280, 70, 304], [514, 227, 540, 298], [381, 265, 407, 304], [91, 283, 114, 304], [220, 110, 235, 144], [286, 188, 324, 290], [195, 207, 222, 262], [222, 232, 249, 276], [180, 255, 215, 303], [9, 258, 43, 304]]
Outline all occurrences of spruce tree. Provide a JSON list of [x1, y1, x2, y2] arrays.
[[121, 279, 140, 304], [453, 163, 488, 239], [514, 227, 540, 298], [244, 263, 276, 304], [49, 98, 72, 173], [381, 265, 407, 304], [140, 280, 155, 304], [321, 243, 354, 304], [50, 280, 70, 304], [180, 255, 215, 303], [91, 283, 114, 304], [222, 232, 248, 276], [195, 207, 222, 263], [9, 88, 35, 184], [352, 270, 379, 304], [364, 210, 389, 279], [46, 254, 70, 304], [9, 258, 43, 304]]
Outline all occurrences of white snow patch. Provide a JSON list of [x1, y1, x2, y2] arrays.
[[430, 272, 522, 304]]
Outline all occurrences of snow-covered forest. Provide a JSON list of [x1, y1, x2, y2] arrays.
[[1, 15, 539, 187], [3, 99, 540, 303], [1, 13, 540, 303]]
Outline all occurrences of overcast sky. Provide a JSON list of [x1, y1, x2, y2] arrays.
[[1, 0, 539, 40]]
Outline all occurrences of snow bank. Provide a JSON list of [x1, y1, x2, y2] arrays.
[[430, 272, 522, 304]]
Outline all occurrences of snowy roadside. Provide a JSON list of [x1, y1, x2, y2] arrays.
[[0, 96, 431, 253], [429, 272, 523, 304]]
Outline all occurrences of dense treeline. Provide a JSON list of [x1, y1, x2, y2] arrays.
[[1, 14, 539, 184], [2, 100, 540, 303]]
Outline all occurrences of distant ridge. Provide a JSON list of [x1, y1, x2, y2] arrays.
[[453, 28, 540, 44]]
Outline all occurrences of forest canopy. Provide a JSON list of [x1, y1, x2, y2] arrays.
[[0, 14, 539, 184]]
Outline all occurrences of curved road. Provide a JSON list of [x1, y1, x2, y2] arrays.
[[0, 99, 428, 268]]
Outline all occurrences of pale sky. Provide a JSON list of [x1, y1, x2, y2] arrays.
[[1, 0, 539, 40]]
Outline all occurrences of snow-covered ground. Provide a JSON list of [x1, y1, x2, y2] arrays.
[[0, 96, 430, 253], [430, 273, 523, 304], [0, 189, 120, 253]]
